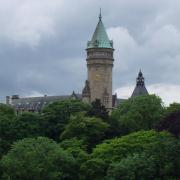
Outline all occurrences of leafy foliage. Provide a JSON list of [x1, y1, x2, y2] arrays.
[[60, 138, 89, 178], [60, 138, 88, 163], [165, 102, 180, 115], [81, 130, 179, 179], [1, 137, 77, 180], [12, 112, 43, 140], [106, 153, 156, 180], [0, 99, 180, 179], [0, 104, 15, 119], [80, 158, 107, 180], [87, 99, 120, 139], [111, 95, 164, 135], [60, 113, 109, 150], [86, 99, 109, 120], [42, 100, 90, 140], [0, 116, 15, 156], [156, 110, 180, 137]]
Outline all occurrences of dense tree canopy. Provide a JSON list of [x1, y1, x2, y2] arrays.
[[86, 99, 109, 120], [0, 99, 179, 179], [81, 130, 179, 179], [106, 153, 156, 180], [12, 112, 43, 140], [60, 138, 89, 174], [0, 104, 16, 156], [0, 104, 15, 119], [42, 100, 90, 140], [111, 95, 164, 135], [0, 115, 15, 156], [165, 102, 180, 115], [156, 110, 180, 137], [1, 137, 77, 180], [60, 113, 109, 150]]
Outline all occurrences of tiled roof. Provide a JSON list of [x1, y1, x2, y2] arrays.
[[131, 86, 148, 97]]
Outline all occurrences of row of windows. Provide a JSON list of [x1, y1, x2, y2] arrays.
[[103, 97, 109, 105], [14, 101, 50, 106], [87, 52, 113, 58]]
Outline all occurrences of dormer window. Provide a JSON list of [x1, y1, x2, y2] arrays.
[[94, 40, 99, 47]]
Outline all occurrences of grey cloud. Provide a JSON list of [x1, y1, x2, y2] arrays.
[[0, 0, 180, 104]]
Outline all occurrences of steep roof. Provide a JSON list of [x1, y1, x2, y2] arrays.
[[11, 93, 82, 112], [131, 70, 148, 97], [87, 13, 113, 49]]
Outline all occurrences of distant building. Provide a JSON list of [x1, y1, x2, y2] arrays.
[[6, 92, 81, 113], [6, 13, 148, 112], [131, 70, 148, 97]]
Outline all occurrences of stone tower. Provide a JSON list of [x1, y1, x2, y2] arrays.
[[131, 70, 148, 97], [82, 12, 114, 110]]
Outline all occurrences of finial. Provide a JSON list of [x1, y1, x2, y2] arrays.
[[139, 69, 142, 76], [99, 8, 102, 21]]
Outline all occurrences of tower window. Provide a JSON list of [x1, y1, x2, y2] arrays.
[[103, 97, 109, 105]]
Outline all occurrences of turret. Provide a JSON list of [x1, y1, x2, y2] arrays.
[[82, 80, 91, 103], [131, 70, 148, 97]]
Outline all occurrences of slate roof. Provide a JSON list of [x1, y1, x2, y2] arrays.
[[11, 94, 82, 112], [131, 70, 148, 97], [87, 13, 113, 49], [10, 93, 125, 112]]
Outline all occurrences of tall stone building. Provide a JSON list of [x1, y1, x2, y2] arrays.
[[82, 13, 114, 110]]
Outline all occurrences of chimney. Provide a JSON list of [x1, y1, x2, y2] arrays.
[[6, 96, 11, 104], [11, 95, 20, 100]]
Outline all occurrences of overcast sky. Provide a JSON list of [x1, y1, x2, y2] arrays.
[[0, 0, 180, 105]]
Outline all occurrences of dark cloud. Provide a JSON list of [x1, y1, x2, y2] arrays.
[[0, 0, 180, 103]]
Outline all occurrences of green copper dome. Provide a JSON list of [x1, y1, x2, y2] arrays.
[[87, 15, 113, 49]]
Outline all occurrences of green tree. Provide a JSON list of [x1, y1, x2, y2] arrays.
[[11, 112, 43, 140], [42, 100, 90, 141], [60, 113, 109, 150], [60, 138, 89, 179], [165, 102, 180, 115], [111, 95, 164, 135], [80, 130, 178, 179], [86, 99, 109, 120], [156, 110, 180, 137], [0, 116, 15, 156], [80, 158, 107, 180], [86, 99, 120, 139], [106, 153, 156, 180], [0, 112, 43, 157], [0, 104, 15, 119], [1, 137, 77, 180], [60, 138, 88, 164]]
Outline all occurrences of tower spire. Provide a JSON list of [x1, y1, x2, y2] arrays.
[[87, 9, 113, 49], [99, 8, 102, 21], [131, 70, 148, 97]]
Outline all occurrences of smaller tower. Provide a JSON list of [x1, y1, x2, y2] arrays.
[[82, 80, 91, 103], [131, 70, 148, 97]]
